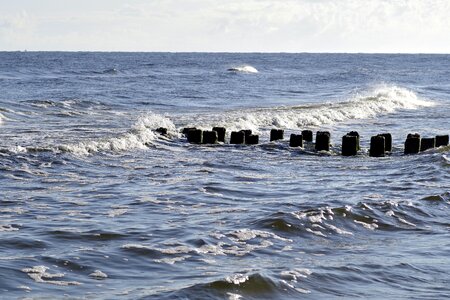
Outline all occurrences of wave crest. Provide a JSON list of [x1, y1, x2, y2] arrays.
[[58, 113, 176, 155], [227, 65, 258, 73], [187, 85, 434, 132]]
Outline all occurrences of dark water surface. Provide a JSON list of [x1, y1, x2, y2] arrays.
[[0, 52, 449, 299]]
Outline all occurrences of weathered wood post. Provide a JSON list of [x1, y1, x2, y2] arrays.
[[270, 129, 284, 141], [289, 134, 303, 147], [202, 131, 218, 144], [187, 129, 203, 144], [342, 135, 358, 156], [212, 127, 226, 143], [230, 131, 245, 144], [404, 133, 421, 154], [315, 131, 330, 151], [301, 130, 313, 142], [370, 135, 385, 157]]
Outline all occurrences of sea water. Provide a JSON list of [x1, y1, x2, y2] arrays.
[[0, 52, 449, 299]]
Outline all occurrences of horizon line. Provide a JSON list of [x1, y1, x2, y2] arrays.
[[1, 50, 450, 55]]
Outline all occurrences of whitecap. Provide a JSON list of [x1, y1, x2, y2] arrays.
[[107, 208, 128, 218], [89, 270, 108, 279], [22, 266, 81, 286], [154, 256, 190, 265], [280, 269, 311, 282], [325, 224, 353, 235], [227, 292, 243, 300], [227, 65, 258, 73], [354, 220, 379, 230], [225, 273, 249, 285], [305, 228, 326, 237], [0, 224, 19, 232]]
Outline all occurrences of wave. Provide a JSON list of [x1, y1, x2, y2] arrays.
[[57, 113, 176, 155], [99, 68, 118, 75], [185, 85, 434, 133], [63, 68, 119, 76], [254, 194, 450, 238], [227, 65, 258, 73], [143, 273, 305, 299], [0, 86, 435, 156], [0, 112, 177, 156]]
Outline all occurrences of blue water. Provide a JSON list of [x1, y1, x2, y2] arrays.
[[0, 52, 449, 299]]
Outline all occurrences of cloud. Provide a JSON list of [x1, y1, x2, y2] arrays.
[[0, 0, 449, 52]]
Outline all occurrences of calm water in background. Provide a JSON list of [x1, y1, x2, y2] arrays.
[[0, 52, 449, 299]]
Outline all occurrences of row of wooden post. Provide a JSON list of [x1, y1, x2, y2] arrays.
[[155, 127, 449, 156]]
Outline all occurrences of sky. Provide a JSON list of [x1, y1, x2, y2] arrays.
[[0, 0, 449, 53]]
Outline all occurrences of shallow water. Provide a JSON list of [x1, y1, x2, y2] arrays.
[[0, 52, 449, 299]]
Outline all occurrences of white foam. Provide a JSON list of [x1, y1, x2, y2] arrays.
[[188, 85, 433, 132], [0, 224, 19, 232], [227, 292, 243, 300], [229, 229, 292, 242], [107, 208, 128, 218], [154, 256, 190, 265], [18, 285, 32, 291], [89, 270, 108, 279], [305, 228, 326, 237], [225, 274, 249, 285], [122, 243, 151, 250], [354, 220, 379, 230], [397, 217, 416, 227], [59, 112, 176, 155], [22, 266, 81, 286], [280, 268, 312, 282], [326, 224, 353, 235]]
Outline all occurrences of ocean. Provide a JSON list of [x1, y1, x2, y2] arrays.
[[0, 52, 449, 299]]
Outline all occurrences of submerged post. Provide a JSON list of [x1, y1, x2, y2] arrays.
[[155, 127, 168, 136], [202, 130, 218, 144], [435, 135, 449, 147], [315, 131, 330, 151], [187, 129, 203, 144], [420, 137, 436, 152], [301, 130, 313, 142], [230, 131, 245, 144], [246, 134, 259, 145], [347, 131, 360, 150], [342, 135, 358, 156], [370, 135, 385, 157], [182, 127, 196, 136], [270, 129, 284, 141], [289, 134, 303, 147], [212, 127, 226, 143], [404, 133, 421, 154], [378, 133, 392, 152], [240, 130, 252, 140]]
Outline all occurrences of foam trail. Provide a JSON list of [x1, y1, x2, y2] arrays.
[[186, 85, 434, 133], [58, 113, 176, 155]]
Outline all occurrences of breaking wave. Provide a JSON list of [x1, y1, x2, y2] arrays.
[[186, 85, 434, 132], [57, 113, 176, 155], [227, 65, 259, 73]]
